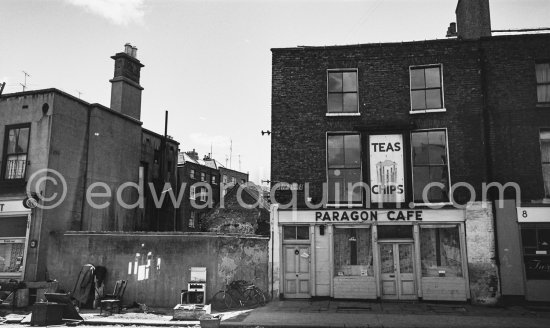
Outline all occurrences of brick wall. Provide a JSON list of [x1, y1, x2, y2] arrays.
[[272, 39, 487, 205]]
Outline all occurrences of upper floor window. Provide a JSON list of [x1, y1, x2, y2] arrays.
[[536, 63, 550, 105], [540, 129, 550, 198], [189, 169, 195, 179], [200, 172, 206, 182], [212, 175, 217, 185], [223, 175, 228, 184], [231, 177, 236, 184], [327, 134, 362, 204], [190, 185, 196, 199], [3, 125, 30, 180], [411, 129, 450, 203], [410, 65, 444, 112], [189, 211, 196, 228], [327, 69, 358, 113]]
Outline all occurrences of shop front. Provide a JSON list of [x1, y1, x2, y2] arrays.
[[0, 199, 31, 281], [272, 207, 471, 301]]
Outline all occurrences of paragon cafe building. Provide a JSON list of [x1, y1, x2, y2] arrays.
[[270, 132, 495, 302]]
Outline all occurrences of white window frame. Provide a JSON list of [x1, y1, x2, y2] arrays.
[[409, 64, 446, 114], [189, 169, 195, 179], [410, 128, 453, 206], [200, 172, 206, 182], [188, 212, 195, 228], [326, 68, 360, 116], [199, 187, 207, 202], [212, 175, 217, 185], [190, 185, 196, 200], [325, 131, 363, 208]]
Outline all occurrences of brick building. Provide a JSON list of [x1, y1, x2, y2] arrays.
[[0, 45, 178, 282], [270, 0, 550, 303]]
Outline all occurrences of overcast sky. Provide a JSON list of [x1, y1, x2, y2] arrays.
[[1, 0, 549, 184]]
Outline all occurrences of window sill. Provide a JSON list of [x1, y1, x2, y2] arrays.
[[325, 203, 364, 208], [411, 202, 454, 208], [409, 108, 446, 114], [326, 113, 361, 117], [536, 103, 550, 109]]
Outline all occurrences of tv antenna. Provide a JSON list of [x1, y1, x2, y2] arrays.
[[21, 71, 31, 91], [76, 90, 83, 99]]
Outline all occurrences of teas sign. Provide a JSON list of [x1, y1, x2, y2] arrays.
[[369, 134, 405, 203]]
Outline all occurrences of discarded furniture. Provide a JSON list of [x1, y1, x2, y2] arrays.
[[31, 302, 64, 326], [99, 280, 127, 315], [173, 303, 211, 320], [43, 293, 84, 321]]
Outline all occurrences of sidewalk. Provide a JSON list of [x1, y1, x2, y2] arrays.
[[219, 300, 550, 328]]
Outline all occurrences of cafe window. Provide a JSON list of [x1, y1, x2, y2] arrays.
[[536, 63, 550, 104], [410, 64, 444, 111], [327, 134, 362, 204], [3, 125, 30, 180], [0, 216, 27, 274], [420, 225, 463, 277], [521, 225, 550, 280], [283, 226, 309, 240], [411, 130, 450, 203], [327, 69, 358, 113], [540, 130, 550, 198], [334, 228, 373, 276]]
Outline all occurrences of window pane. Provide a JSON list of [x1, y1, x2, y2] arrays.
[[378, 225, 413, 239], [410, 69, 425, 89], [344, 135, 361, 167], [334, 228, 373, 276], [343, 93, 358, 112], [412, 132, 429, 165], [413, 167, 430, 202], [328, 171, 345, 202], [399, 244, 414, 273], [328, 135, 344, 167], [522, 228, 537, 248], [536, 63, 550, 83], [543, 164, 550, 198], [380, 243, 394, 274], [426, 89, 442, 109], [296, 226, 310, 240], [427, 130, 447, 164], [429, 166, 449, 202], [343, 169, 362, 202], [541, 140, 550, 163], [7, 129, 17, 154], [411, 90, 426, 110], [538, 85, 550, 103], [283, 226, 296, 240], [420, 227, 462, 277], [425, 67, 441, 88], [328, 94, 343, 112], [328, 72, 343, 92], [342, 72, 357, 92], [17, 128, 30, 153], [0, 242, 25, 273]]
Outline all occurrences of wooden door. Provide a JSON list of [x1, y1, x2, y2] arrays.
[[379, 243, 416, 300], [283, 245, 311, 298]]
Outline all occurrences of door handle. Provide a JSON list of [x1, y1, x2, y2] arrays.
[[296, 274, 299, 277]]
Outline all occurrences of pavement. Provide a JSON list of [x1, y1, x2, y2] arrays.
[[2, 300, 550, 328]]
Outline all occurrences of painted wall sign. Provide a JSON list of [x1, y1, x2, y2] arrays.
[[0, 200, 31, 214], [517, 207, 550, 223], [369, 134, 405, 203], [276, 183, 304, 191], [278, 209, 465, 223]]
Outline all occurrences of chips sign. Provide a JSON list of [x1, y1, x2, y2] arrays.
[[369, 134, 405, 203]]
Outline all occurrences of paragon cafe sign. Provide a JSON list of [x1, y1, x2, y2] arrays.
[[369, 134, 405, 203]]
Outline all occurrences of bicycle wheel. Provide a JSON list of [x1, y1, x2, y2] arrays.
[[252, 286, 267, 306], [210, 291, 231, 311], [242, 288, 260, 308]]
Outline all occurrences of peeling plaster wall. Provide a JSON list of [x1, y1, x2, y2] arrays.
[[47, 232, 268, 308], [465, 201, 499, 304]]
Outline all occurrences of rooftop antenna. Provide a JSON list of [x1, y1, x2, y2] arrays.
[[225, 155, 229, 167], [76, 90, 83, 99], [229, 138, 233, 169], [210, 142, 213, 159], [21, 71, 30, 91]]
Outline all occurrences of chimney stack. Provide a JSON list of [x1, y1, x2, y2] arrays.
[[456, 0, 491, 40], [109, 43, 144, 120]]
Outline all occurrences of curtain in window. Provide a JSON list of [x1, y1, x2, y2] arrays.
[[420, 226, 462, 277], [334, 228, 373, 276]]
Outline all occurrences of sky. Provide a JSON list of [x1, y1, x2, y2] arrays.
[[1, 0, 549, 184]]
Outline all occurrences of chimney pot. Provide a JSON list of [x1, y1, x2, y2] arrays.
[[124, 43, 133, 55], [131, 46, 138, 58]]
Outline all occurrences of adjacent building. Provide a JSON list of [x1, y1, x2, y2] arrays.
[[270, 0, 550, 303], [0, 45, 178, 282]]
